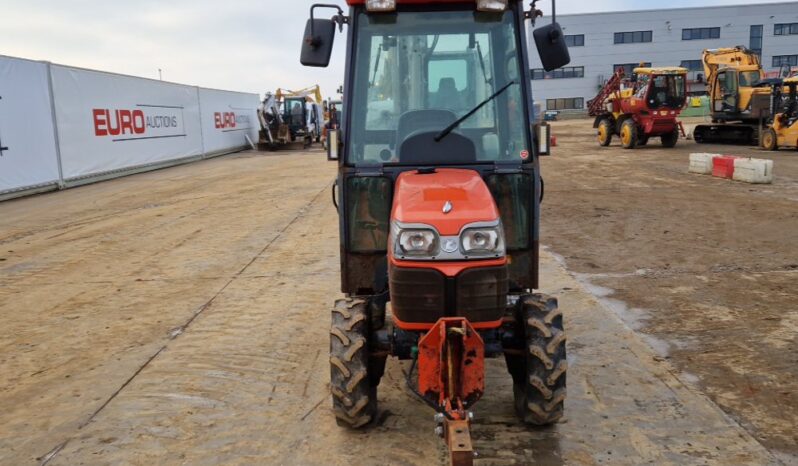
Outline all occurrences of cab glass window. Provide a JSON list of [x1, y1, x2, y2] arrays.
[[348, 9, 528, 166]]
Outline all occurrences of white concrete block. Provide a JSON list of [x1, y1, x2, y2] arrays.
[[689, 153, 717, 175], [733, 158, 774, 184]]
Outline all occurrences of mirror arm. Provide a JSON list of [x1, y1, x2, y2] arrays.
[[307, 4, 347, 48], [525, 1, 544, 25]]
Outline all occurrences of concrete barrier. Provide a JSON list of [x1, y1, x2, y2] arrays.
[[688, 153, 716, 175], [733, 158, 774, 184], [689, 153, 773, 184]]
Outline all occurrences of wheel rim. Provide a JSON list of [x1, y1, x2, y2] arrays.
[[763, 131, 775, 149], [621, 125, 631, 146], [598, 125, 607, 144]]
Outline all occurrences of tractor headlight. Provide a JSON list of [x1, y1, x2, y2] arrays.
[[393, 223, 440, 258], [366, 0, 396, 12], [476, 0, 508, 11], [461, 226, 505, 256]]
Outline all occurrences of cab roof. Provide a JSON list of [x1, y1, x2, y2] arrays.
[[634, 67, 688, 76]]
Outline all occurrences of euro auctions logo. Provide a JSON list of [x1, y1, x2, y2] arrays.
[[93, 105, 186, 141], [214, 111, 252, 132], [215, 112, 237, 129]]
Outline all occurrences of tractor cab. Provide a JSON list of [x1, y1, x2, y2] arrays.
[[300, 1, 570, 463], [629, 67, 688, 111]]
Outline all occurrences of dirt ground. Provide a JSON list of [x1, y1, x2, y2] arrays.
[[542, 117, 798, 463], [0, 130, 793, 465]]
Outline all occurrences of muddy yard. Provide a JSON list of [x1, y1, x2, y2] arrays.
[[0, 123, 795, 465], [542, 117, 798, 463]]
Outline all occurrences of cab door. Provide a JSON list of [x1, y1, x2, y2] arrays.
[[717, 70, 739, 113]]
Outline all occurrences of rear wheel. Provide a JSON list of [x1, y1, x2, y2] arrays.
[[597, 118, 613, 147], [620, 120, 638, 149], [331, 298, 377, 428], [512, 294, 567, 425], [661, 128, 679, 148], [761, 128, 779, 151]]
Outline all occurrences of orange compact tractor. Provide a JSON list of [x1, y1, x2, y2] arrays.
[[588, 66, 688, 149], [300, 1, 570, 464]]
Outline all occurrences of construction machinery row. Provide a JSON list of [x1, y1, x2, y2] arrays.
[[587, 46, 797, 151]]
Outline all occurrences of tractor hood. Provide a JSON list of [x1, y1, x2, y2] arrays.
[[391, 168, 499, 236]]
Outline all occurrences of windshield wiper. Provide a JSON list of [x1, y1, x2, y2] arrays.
[[434, 80, 516, 142]]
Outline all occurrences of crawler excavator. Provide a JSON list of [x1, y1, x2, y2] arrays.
[[693, 46, 773, 145], [299, 1, 571, 464]]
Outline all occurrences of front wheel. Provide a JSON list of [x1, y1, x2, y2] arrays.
[[661, 128, 679, 148], [620, 120, 639, 149], [761, 128, 779, 151], [512, 294, 567, 425], [330, 298, 377, 428], [597, 118, 613, 147]]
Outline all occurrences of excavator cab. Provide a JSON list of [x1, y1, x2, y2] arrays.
[[717, 69, 739, 112], [300, 1, 570, 464]]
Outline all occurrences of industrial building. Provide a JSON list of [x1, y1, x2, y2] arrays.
[[527, 1, 798, 113]]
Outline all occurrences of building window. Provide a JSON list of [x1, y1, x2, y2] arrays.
[[774, 23, 798, 35], [546, 97, 584, 111], [564, 34, 584, 47], [614, 31, 652, 44], [773, 55, 798, 67], [750, 25, 763, 56], [613, 62, 652, 76], [531, 66, 585, 80], [680, 60, 703, 71], [682, 27, 721, 40]]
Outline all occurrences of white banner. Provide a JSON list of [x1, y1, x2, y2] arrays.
[[51, 65, 204, 180], [198, 88, 259, 155], [0, 56, 60, 194]]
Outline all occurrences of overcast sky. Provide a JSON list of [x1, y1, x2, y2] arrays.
[[2, 0, 786, 99]]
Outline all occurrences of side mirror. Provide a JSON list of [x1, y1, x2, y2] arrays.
[[301, 18, 336, 67], [328, 129, 340, 161], [533, 22, 570, 72]]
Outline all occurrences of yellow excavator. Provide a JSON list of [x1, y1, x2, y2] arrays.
[[762, 76, 798, 151], [693, 47, 773, 145]]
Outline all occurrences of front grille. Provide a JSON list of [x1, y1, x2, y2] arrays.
[[389, 266, 446, 324], [456, 266, 508, 322], [390, 264, 508, 325]]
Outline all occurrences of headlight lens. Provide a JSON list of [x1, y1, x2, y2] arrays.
[[397, 229, 439, 256], [461, 226, 504, 255]]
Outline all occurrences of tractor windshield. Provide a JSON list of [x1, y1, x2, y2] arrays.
[[647, 74, 686, 109], [347, 8, 529, 166]]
